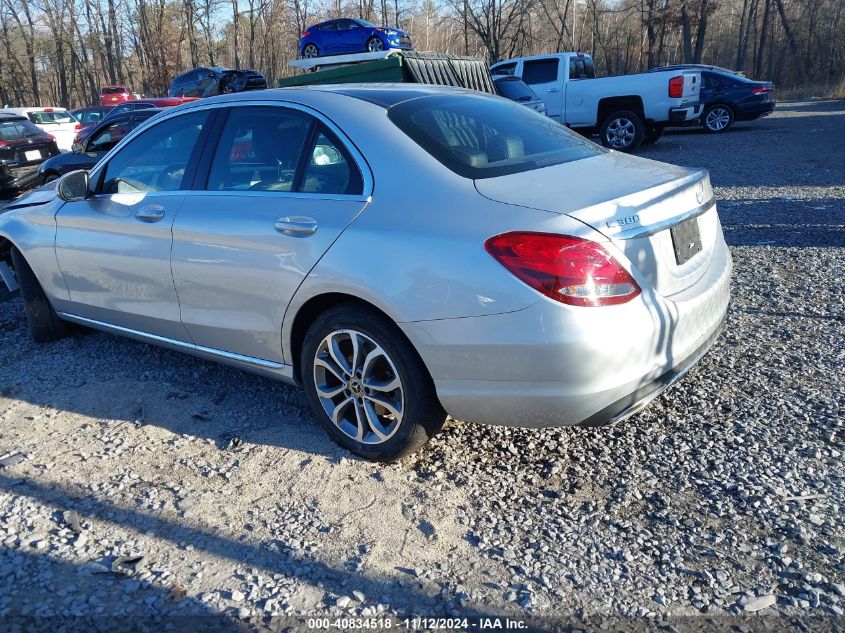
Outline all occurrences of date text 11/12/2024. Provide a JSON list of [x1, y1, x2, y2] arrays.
[[307, 617, 529, 630]]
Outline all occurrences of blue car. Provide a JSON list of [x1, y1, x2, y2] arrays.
[[299, 18, 413, 58]]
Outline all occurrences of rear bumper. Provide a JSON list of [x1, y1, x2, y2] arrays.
[[669, 103, 704, 122], [400, 234, 732, 428], [737, 101, 776, 120]]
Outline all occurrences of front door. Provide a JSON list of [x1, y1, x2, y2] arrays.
[[170, 105, 370, 363], [54, 109, 211, 341]]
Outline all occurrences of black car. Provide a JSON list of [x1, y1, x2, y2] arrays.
[[647, 65, 775, 132], [0, 113, 60, 198], [168, 66, 267, 98], [14, 109, 162, 191], [493, 75, 547, 116]]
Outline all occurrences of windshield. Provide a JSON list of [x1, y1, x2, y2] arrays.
[[495, 79, 538, 102], [0, 119, 45, 140], [388, 94, 603, 179]]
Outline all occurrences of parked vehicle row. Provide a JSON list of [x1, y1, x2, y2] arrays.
[[0, 86, 731, 461]]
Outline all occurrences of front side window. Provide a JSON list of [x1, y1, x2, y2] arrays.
[[388, 94, 603, 179], [100, 110, 209, 194], [522, 59, 559, 85], [495, 79, 537, 102]]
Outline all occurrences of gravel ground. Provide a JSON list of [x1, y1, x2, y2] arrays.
[[0, 100, 843, 627]]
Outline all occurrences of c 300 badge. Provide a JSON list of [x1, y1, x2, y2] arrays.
[[606, 214, 640, 229]]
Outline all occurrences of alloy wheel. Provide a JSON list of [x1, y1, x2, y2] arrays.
[[303, 44, 319, 58], [368, 38, 385, 52], [606, 117, 636, 149], [705, 107, 731, 131], [312, 329, 404, 445]]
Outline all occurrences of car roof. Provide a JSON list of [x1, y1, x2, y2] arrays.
[[291, 84, 489, 108], [2, 107, 68, 113], [0, 112, 26, 121]]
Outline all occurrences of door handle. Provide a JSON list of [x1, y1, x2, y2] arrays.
[[547, 88, 560, 93], [274, 216, 318, 237], [135, 206, 165, 223]]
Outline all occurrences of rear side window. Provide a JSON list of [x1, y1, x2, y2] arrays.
[[207, 107, 312, 192], [388, 94, 603, 179], [522, 59, 559, 85], [318, 21, 337, 30], [87, 120, 132, 153], [206, 106, 363, 195]]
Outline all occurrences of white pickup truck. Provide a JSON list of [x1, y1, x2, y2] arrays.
[[490, 52, 702, 152]]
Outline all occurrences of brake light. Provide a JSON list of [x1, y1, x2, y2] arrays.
[[752, 86, 771, 95], [44, 107, 54, 112], [484, 232, 641, 307], [0, 140, 6, 147], [301, 30, 310, 36], [42, 134, 55, 142], [74, 123, 82, 131], [668, 76, 684, 98]]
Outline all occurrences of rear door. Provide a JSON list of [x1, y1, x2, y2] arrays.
[[520, 58, 564, 121], [170, 103, 371, 363], [54, 109, 212, 340]]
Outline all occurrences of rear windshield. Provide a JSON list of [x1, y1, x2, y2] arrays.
[[387, 94, 602, 179], [102, 87, 127, 94], [0, 119, 44, 140], [495, 79, 537, 102], [28, 110, 74, 124]]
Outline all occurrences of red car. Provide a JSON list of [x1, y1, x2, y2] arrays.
[[99, 86, 134, 106]]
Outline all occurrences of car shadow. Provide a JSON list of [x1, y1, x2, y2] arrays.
[[0, 472, 503, 621]]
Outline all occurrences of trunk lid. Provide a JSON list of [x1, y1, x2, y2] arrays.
[[474, 152, 719, 297]]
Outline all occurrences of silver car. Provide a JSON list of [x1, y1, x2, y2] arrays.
[[0, 86, 731, 461]]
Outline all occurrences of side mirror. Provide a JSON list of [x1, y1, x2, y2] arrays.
[[58, 170, 90, 202]]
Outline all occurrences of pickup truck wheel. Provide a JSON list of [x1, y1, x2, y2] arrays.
[[599, 111, 645, 152], [641, 124, 665, 145], [10, 247, 70, 343], [703, 105, 734, 133]]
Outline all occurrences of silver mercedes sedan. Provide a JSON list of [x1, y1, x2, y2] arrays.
[[0, 86, 731, 461]]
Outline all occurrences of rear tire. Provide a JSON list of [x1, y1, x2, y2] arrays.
[[702, 104, 734, 133], [10, 247, 70, 343], [301, 303, 445, 462], [302, 43, 319, 59], [599, 110, 645, 152], [641, 124, 665, 145]]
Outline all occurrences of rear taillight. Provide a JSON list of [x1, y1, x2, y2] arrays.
[[301, 30, 310, 36], [752, 86, 771, 95], [668, 76, 684, 98], [74, 123, 82, 130], [42, 134, 55, 142], [484, 232, 641, 307], [0, 140, 7, 147]]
